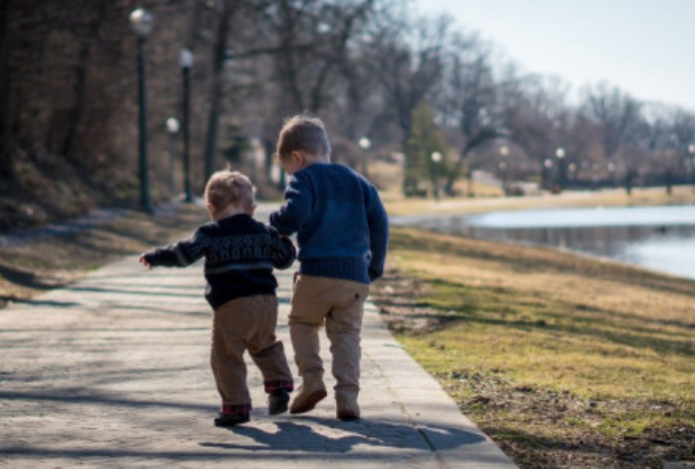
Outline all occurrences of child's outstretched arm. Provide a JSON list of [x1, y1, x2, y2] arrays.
[[139, 229, 206, 269]]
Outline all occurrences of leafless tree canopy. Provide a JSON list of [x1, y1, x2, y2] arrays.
[[1, 0, 694, 229]]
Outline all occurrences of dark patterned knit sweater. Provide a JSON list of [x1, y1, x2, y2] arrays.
[[142, 214, 296, 309]]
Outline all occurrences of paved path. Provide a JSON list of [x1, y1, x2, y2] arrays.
[[0, 223, 515, 468]]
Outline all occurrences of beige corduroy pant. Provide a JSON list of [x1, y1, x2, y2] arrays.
[[289, 274, 370, 398]]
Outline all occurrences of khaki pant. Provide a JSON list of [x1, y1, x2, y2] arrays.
[[211, 295, 293, 408], [289, 274, 370, 397]]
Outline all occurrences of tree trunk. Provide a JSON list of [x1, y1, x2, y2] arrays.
[[62, 40, 91, 161], [0, 0, 13, 180], [203, 0, 233, 181]]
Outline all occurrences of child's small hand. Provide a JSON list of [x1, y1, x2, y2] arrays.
[[138, 255, 152, 270]]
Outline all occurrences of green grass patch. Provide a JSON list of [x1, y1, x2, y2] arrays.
[[373, 226, 695, 465]]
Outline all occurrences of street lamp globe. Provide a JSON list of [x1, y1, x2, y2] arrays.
[[358, 137, 371, 150], [555, 147, 566, 159], [500, 145, 510, 157], [431, 151, 443, 163], [166, 117, 180, 134], [180, 48, 194, 69], [689, 144, 695, 155], [544, 158, 553, 169], [129, 8, 153, 38]]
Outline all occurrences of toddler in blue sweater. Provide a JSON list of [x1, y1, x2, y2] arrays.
[[269, 115, 389, 421]]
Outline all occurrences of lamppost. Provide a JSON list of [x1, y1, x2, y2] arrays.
[[129, 7, 154, 213], [555, 147, 566, 191], [608, 162, 616, 188], [358, 137, 371, 177], [431, 151, 442, 200], [165, 117, 180, 197], [543, 158, 553, 191], [180, 48, 194, 202], [499, 145, 509, 194], [568, 163, 577, 186]]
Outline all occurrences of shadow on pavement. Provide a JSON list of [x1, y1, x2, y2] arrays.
[[199, 416, 485, 453]]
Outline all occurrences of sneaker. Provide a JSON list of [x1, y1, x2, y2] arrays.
[[214, 412, 250, 427], [289, 383, 327, 414], [268, 388, 290, 415]]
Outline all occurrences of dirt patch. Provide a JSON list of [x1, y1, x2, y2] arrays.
[[371, 268, 695, 468]]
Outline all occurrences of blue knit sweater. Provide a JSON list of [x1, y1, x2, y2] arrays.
[[269, 163, 389, 284]]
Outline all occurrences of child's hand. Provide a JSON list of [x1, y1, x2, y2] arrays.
[[138, 255, 152, 270]]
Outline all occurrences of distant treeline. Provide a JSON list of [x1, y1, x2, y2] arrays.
[[1, 0, 694, 229]]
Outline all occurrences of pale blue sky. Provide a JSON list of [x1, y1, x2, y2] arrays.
[[416, 0, 695, 111]]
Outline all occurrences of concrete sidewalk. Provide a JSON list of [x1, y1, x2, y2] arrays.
[[0, 238, 515, 467]]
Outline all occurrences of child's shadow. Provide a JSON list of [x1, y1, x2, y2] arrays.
[[199, 416, 484, 454]]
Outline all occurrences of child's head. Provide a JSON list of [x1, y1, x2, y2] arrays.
[[276, 115, 331, 175], [204, 170, 256, 217]]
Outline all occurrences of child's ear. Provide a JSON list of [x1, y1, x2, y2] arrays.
[[291, 150, 304, 165], [206, 202, 216, 215]]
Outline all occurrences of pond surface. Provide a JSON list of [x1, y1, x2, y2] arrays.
[[391, 205, 695, 281]]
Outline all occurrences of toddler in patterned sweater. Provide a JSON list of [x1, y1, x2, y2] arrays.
[[139, 170, 295, 427]]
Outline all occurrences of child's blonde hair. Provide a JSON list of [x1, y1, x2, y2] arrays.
[[204, 170, 256, 211], [276, 115, 331, 161]]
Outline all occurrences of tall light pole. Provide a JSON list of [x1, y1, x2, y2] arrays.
[[555, 147, 566, 192], [129, 7, 154, 213], [500, 145, 509, 194], [165, 117, 180, 197], [431, 151, 442, 200], [358, 137, 371, 177], [543, 158, 553, 191], [180, 48, 194, 202]]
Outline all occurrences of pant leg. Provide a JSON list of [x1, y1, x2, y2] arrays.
[[210, 299, 253, 407], [288, 275, 335, 384], [246, 295, 294, 392], [325, 281, 370, 396]]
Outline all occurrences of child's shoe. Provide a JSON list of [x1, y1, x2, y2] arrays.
[[268, 388, 290, 415], [289, 380, 327, 414], [336, 392, 360, 421], [214, 412, 250, 427]]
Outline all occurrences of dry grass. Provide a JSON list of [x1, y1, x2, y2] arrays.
[[372, 226, 695, 467], [384, 186, 695, 217]]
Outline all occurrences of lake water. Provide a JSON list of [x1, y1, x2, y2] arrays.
[[391, 205, 695, 281]]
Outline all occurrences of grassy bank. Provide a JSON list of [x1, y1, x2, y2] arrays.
[[383, 186, 695, 216], [371, 226, 695, 467]]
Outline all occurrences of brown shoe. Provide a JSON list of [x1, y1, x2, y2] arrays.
[[289, 382, 327, 414], [336, 393, 360, 421]]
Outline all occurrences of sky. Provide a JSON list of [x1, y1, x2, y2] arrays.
[[416, 0, 695, 112]]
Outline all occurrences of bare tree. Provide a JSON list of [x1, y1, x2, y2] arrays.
[[435, 33, 504, 194], [0, 0, 13, 180], [582, 83, 644, 193], [202, 0, 238, 181]]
